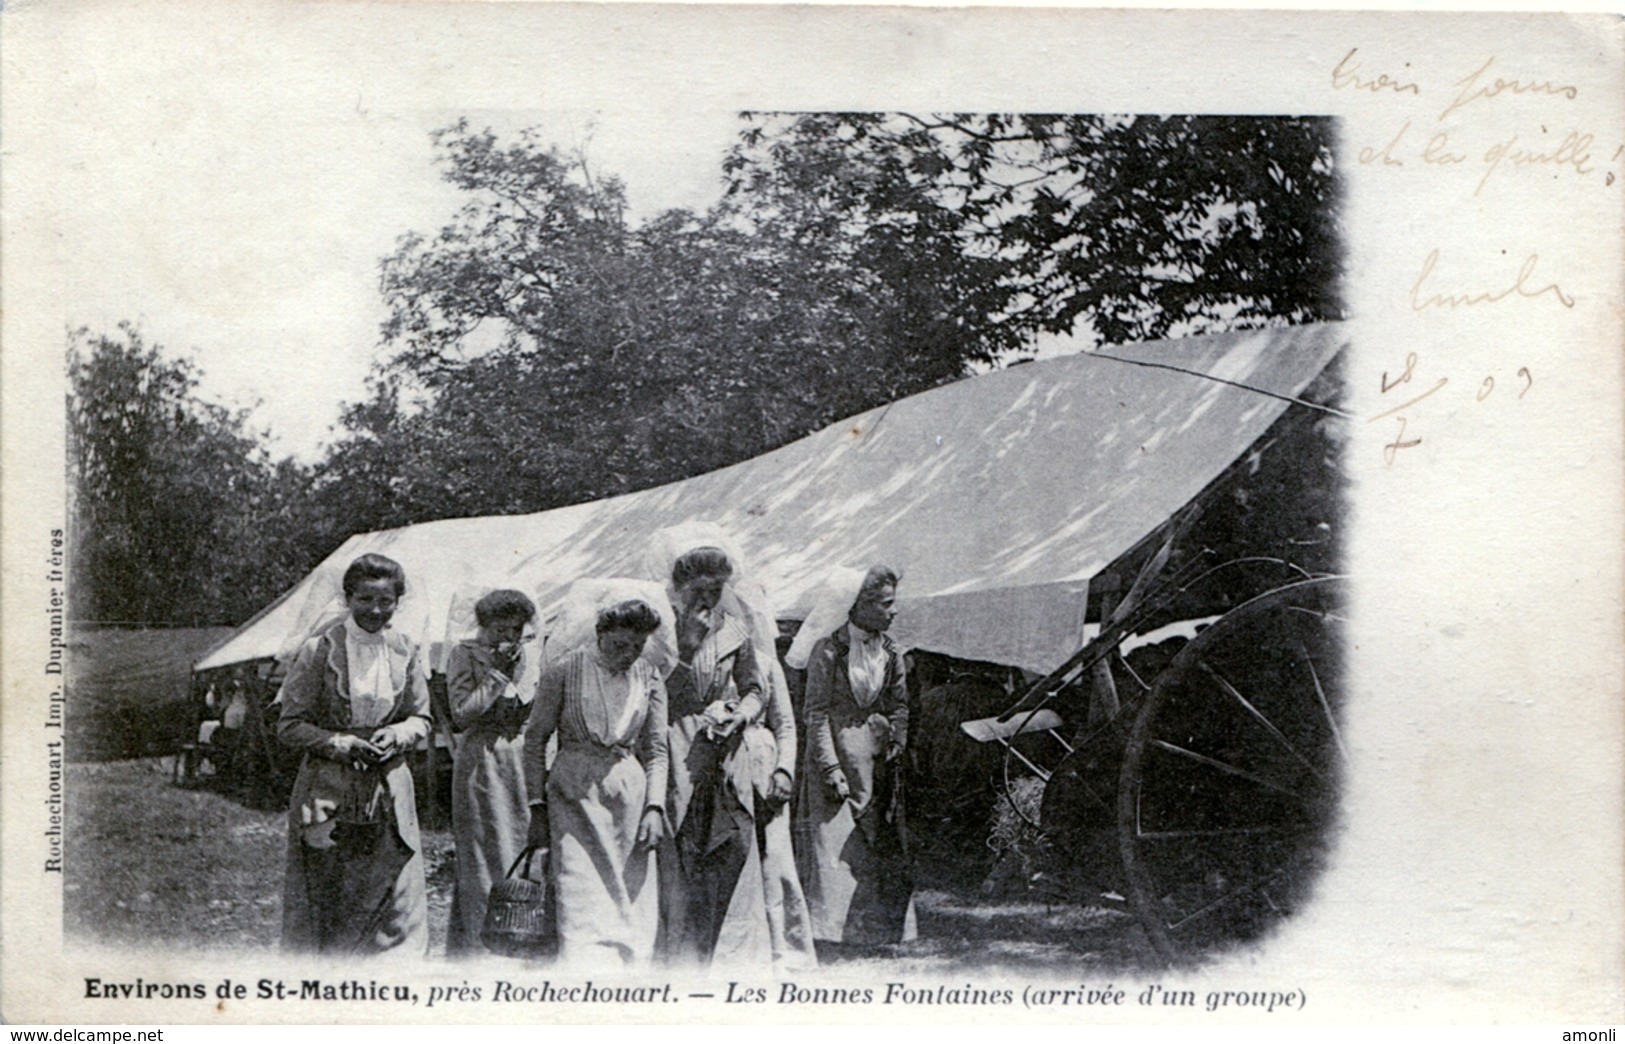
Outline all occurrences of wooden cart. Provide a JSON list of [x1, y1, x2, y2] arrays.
[[967, 551, 1347, 964]]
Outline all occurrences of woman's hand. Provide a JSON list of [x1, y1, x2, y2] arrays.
[[766, 768, 795, 809], [675, 606, 711, 663], [526, 805, 550, 849], [368, 726, 400, 761], [703, 700, 745, 740], [492, 642, 521, 677], [329, 733, 383, 767], [635, 808, 665, 849]]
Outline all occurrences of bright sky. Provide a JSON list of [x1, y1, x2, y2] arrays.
[[41, 6, 751, 461], [61, 105, 744, 460]]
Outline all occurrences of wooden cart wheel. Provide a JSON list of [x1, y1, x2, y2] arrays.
[[1118, 576, 1347, 962]]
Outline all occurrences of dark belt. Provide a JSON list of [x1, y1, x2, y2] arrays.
[[560, 738, 635, 759]]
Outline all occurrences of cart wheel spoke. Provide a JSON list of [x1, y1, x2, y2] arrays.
[[1117, 651, 1153, 693], [1300, 641, 1349, 762], [1201, 662, 1329, 787], [1119, 577, 1346, 964], [1146, 739, 1307, 803]]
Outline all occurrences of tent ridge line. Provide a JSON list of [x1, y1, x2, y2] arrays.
[[1086, 347, 1355, 420]]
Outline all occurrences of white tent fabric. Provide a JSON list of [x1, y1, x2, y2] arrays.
[[195, 322, 1347, 675]]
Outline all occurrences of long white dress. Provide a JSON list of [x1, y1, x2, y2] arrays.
[[523, 648, 668, 966]]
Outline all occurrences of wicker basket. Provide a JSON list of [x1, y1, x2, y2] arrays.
[[481, 847, 556, 958]]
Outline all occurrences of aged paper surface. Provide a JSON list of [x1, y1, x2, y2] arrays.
[[2, 2, 1621, 1026]]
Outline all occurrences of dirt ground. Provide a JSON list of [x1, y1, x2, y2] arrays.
[[65, 758, 1159, 972]]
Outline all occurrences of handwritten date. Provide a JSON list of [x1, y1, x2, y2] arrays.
[[1373, 351, 1531, 465]]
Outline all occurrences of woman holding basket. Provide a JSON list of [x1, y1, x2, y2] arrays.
[[445, 588, 539, 957], [523, 587, 671, 966]]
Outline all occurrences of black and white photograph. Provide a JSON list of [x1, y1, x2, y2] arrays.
[[2, 3, 1620, 1028]]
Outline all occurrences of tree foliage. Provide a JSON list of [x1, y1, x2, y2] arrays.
[[325, 112, 1343, 532], [67, 325, 321, 625], [325, 119, 1018, 529], [725, 113, 1343, 346], [72, 115, 1342, 625]]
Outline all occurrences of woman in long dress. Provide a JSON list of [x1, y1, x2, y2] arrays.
[[648, 525, 815, 971], [523, 598, 668, 966], [793, 565, 917, 950], [278, 553, 432, 955], [445, 589, 537, 957]]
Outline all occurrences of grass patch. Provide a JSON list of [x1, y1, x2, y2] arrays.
[[66, 759, 456, 953], [817, 890, 1150, 973], [67, 760, 1152, 970]]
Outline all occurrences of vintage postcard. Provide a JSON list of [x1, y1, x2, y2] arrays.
[[1, 2, 1620, 1027]]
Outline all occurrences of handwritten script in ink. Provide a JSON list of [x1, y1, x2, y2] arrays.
[[1410, 249, 1575, 312], [1331, 46, 1604, 463], [1338, 49, 1599, 197], [1370, 350, 1532, 466]]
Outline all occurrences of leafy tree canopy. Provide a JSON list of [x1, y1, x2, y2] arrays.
[[71, 115, 1342, 626], [725, 113, 1343, 345], [67, 325, 322, 626], [326, 113, 1341, 533]]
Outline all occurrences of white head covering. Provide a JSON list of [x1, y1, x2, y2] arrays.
[[784, 566, 868, 670], [643, 521, 786, 704], [541, 577, 678, 677], [440, 585, 485, 671]]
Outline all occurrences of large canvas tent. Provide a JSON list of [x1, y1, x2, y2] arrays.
[[196, 322, 1348, 676]]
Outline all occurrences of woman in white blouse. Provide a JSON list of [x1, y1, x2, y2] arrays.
[[523, 598, 669, 966], [277, 553, 432, 955], [794, 565, 916, 950]]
